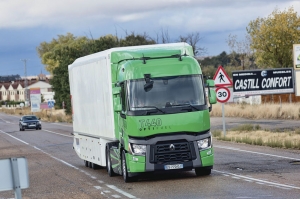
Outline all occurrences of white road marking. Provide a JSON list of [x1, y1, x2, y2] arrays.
[[52, 123, 73, 127], [112, 195, 121, 198], [106, 185, 137, 199], [0, 129, 138, 199], [0, 130, 29, 145], [214, 170, 300, 190], [215, 145, 300, 161], [43, 129, 73, 138]]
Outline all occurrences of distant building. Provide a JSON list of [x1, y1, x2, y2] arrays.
[[0, 73, 54, 102], [0, 75, 21, 82]]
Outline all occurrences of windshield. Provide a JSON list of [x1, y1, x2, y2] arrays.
[[128, 75, 205, 111], [23, 116, 38, 120]]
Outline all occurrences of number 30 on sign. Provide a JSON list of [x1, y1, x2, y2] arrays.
[[216, 87, 230, 103]]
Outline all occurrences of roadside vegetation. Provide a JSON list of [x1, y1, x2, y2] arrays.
[[212, 124, 300, 150], [210, 103, 300, 120], [210, 103, 300, 150], [0, 107, 72, 123]]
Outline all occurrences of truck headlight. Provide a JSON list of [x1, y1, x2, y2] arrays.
[[129, 144, 146, 155], [197, 137, 211, 150]]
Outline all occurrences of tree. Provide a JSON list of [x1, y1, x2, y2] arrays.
[[37, 33, 77, 74], [247, 6, 300, 68], [227, 34, 253, 69], [119, 32, 155, 46], [38, 33, 156, 114], [178, 32, 207, 56]]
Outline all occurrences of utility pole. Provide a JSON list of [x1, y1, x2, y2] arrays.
[[21, 59, 28, 106]]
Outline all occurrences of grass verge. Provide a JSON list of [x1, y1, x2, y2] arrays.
[[0, 107, 72, 123], [212, 124, 300, 150]]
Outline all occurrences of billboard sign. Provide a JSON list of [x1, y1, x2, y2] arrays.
[[30, 88, 41, 112], [232, 68, 294, 95], [293, 44, 300, 69]]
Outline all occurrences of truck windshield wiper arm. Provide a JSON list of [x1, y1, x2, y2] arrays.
[[171, 103, 199, 111], [132, 106, 166, 114]]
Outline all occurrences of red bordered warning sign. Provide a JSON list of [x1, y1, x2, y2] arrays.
[[213, 65, 233, 87]]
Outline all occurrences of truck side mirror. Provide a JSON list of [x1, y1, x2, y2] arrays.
[[113, 87, 122, 112], [209, 89, 217, 104], [206, 79, 216, 112], [114, 96, 122, 112], [206, 79, 215, 87]]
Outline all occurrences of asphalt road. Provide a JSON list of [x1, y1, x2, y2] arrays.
[[0, 113, 300, 199]]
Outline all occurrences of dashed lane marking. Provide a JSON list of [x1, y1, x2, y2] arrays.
[[42, 129, 73, 138], [214, 170, 298, 190], [215, 146, 300, 161], [106, 185, 137, 199]]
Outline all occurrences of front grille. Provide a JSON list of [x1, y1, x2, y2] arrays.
[[156, 152, 192, 162], [150, 140, 196, 163], [156, 142, 189, 153]]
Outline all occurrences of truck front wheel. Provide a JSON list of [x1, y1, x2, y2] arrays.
[[122, 151, 136, 183], [195, 167, 211, 176], [106, 148, 116, 177]]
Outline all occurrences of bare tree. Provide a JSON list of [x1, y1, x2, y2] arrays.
[[177, 32, 207, 56], [227, 34, 253, 69], [160, 28, 171, 43]]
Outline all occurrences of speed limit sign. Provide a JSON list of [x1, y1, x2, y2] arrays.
[[216, 87, 230, 103]]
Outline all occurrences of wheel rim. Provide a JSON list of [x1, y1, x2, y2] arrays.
[[107, 150, 111, 173], [122, 153, 126, 180]]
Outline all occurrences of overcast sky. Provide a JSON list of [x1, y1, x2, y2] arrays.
[[0, 0, 299, 76]]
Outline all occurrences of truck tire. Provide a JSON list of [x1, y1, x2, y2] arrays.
[[195, 168, 211, 176], [122, 151, 137, 183], [92, 162, 98, 170], [106, 148, 116, 177], [84, 160, 89, 167]]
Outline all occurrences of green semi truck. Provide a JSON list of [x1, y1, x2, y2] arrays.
[[68, 43, 217, 182]]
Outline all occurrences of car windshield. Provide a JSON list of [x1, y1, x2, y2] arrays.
[[23, 116, 38, 120], [127, 75, 205, 111]]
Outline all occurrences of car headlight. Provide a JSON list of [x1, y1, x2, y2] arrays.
[[38, 121, 42, 124], [197, 137, 211, 150], [21, 122, 28, 125], [129, 144, 146, 155]]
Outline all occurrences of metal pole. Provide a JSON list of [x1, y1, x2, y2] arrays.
[[10, 158, 22, 199], [222, 103, 226, 136], [21, 59, 28, 106]]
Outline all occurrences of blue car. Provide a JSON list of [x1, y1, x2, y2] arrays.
[[19, 115, 42, 131]]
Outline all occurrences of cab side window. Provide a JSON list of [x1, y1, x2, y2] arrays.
[[120, 82, 126, 112]]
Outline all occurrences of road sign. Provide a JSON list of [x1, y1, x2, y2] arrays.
[[48, 101, 55, 108], [216, 87, 230, 103], [0, 157, 29, 193], [213, 65, 233, 87]]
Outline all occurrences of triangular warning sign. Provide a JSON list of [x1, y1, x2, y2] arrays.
[[213, 65, 233, 86]]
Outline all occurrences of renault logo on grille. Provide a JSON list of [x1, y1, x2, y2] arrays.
[[169, 144, 175, 151]]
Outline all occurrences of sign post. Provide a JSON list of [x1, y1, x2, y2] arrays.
[[293, 44, 300, 96], [213, 66, 232, 136]]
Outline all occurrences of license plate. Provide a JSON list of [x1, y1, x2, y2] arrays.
[[164, 164, 183, 170]]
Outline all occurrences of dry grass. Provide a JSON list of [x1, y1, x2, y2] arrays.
[[213, 125, 300, 149], [0, 107, 72, 123], [211, 103, 300, 120]]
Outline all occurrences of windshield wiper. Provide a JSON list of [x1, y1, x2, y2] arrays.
[[171, 103, 199, 111], [132, 106, 166, 114]]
